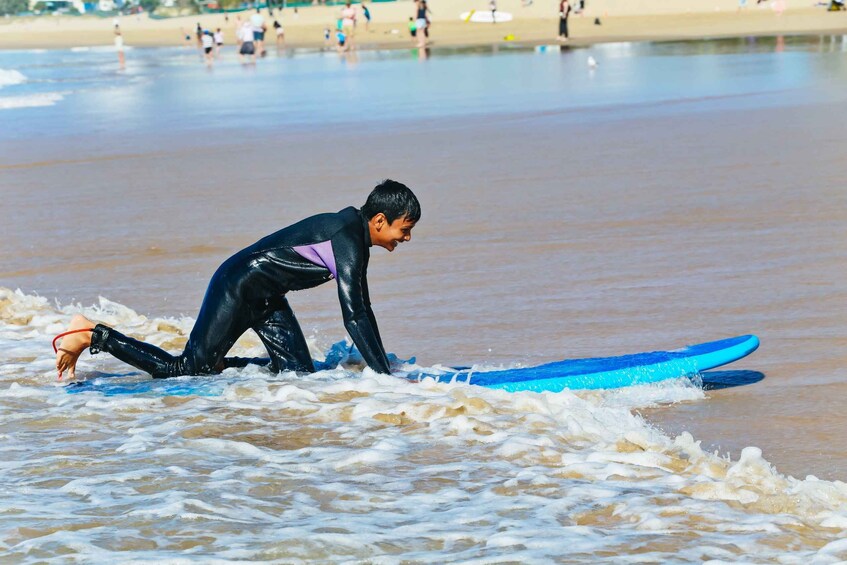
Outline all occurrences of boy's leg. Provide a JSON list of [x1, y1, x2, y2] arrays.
[[84, 278, 253, 379], [250, 298, 315, 373], [89, 324, 184, 377]]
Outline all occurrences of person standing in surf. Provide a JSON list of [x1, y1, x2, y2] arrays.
[[214, 28, 224, 56], [238, 20, 257, 63], [273, 19, 285, 49], [250, 8, 267, 57], [114, 25, 125, 68], [414, 0, 431, 47], [54, 181, 420, 381], [558, 0, 571, 41]]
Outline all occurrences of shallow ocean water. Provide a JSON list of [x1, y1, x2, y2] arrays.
[[2, 35, 847, 561], [2, 288, 847, 562]]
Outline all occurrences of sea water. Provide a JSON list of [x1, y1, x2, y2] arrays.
[[2, 36, 847, 561], [2, 288, 847, 562]]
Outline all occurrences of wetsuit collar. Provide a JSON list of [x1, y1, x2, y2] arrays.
[[358, 208, 372, 247]]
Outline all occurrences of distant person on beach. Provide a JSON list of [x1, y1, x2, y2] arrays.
[[324, 27, 332, 47], [336, 29, 348, 52], [239, 20, 257, 62], [273, 19, 285, 48], [114, 26, 125, 68], [408, 17, 417, 41], [201, 30, 215, 65], [251, 8, 267, 56], [558, 0, 571, 41], [53, 181, 420, 381], [341, 1, 357, 34], [195, 22, 203, 47], [414, 0, 431, 46], [214, 28, 224, 54], [362, 3, 371, 31], [490, 0, 497, 23]]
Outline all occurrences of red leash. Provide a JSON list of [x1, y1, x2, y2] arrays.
[[52, 328, 94, 354]]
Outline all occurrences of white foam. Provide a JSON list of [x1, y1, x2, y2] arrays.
[[1, 286, 847, 562], [0, 68, 26, 88], [0, 92, 64, 110]]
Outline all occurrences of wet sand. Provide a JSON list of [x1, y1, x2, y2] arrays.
[[0, 0, 846, 50]]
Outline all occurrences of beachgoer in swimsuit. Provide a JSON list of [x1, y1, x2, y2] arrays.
[[273, 19, 285, 47], [214, 28, 224, 54], [114, 26, 125, 68], [415, 0, 430, 46], [54, 181, 420, 381], [201, 30, 214, 65], [341, 1, 356, 30]]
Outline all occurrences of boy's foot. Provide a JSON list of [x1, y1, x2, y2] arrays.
[[55, 314, 96, 380]]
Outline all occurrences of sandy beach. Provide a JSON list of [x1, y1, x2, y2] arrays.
[[1, 0, 846, 50]]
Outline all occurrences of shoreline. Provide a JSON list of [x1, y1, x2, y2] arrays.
[[1, 4, 845, 52]]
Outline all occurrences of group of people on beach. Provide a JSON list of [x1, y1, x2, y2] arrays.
[[325, 2, 374, 53], [111, 0, 602, 68], [186, 2, 374, 60], [183, 9, 286, 65]]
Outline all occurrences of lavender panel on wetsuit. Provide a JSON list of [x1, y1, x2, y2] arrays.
[[292, 241, 338, 279]]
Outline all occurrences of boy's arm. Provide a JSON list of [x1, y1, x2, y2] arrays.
[[361, 273, 385, 351], [332, 235, 391, 374]]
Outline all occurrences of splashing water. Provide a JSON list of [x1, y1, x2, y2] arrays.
[[1, 287, 845, 562], [0, 68, 26, 88]]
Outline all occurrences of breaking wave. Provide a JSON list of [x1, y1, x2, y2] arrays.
[[1, 287, 846, 562]]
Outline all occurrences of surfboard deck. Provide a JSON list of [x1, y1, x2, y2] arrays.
[[64, 335, 759, 396], [405, 335, 759, 392]]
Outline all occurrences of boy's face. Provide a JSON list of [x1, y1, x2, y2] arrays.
[[370, 214, 416, 252]]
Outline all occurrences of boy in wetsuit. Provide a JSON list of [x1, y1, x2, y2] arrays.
[[54, 180, 420, 381]]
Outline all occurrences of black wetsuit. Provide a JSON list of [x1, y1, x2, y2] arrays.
[[89, 207, 390, 377]]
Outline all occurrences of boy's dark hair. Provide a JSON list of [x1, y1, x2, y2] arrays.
[[361, 180, 421, 224]]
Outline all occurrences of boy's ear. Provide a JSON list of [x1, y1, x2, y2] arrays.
[[372, 212, 387, 230]]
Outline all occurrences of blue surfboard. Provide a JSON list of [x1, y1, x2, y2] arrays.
[[65, 335, 759, 396], [405, 335, 760, 393]]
